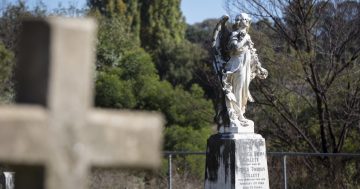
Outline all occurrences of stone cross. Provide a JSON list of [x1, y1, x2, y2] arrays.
[[0, 18, 163, 189]]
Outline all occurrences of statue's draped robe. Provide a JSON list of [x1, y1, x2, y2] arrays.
[[223, 32, 254, 120]]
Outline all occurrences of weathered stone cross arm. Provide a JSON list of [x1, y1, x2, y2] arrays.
[[0, 105, 48, 164], [0, 106, 163, 168], [85, 109, 163, 168]]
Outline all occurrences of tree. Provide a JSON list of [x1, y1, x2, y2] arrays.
[[93, 14, 215, 180], [0, 2, 46, 51], [87, 0, 127, 16], [138, 0, 185, 50], [0, 2, 47, 103], [227, 0, 360, 153], [153, 40, 208, 87], [186, 19, 219, 45], [87, 0, 185, 51], [139, 0, 205, 88], [87, 0, 140, 38], [0, 41, 14, 103], [88, 0, 206, 88], [165, 125, 212, 178], [93, 14, 215, 132], [226, 0, 360, 187]]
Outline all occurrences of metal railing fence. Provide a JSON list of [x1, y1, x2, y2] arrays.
[[163, 151, 360, 189]]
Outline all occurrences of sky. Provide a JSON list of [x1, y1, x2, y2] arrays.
[[2, 0, 229, 24], [181, 0, 228, 24]]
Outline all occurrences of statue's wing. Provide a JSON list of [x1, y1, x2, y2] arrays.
[[211, 15, 232, 127], [211, 15, 231, 83]]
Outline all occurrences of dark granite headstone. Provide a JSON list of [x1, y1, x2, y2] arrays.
[[0, 172, 5, 189], [205, 133, 269, 189]]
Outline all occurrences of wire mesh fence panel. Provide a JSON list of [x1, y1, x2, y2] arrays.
[[163, 152, 360, 189], [284, 156, 360, 189], [267, 155, 283, 189], [163, 152, 206, 189], [4, 152, 360, 189]]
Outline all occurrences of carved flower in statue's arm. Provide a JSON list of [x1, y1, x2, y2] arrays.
[[257, 66, 268, 79], [235, 34, 250, 50], [228, 32, 250, 52], [251, 61, 268, 80], [249, 37, 268, 80]]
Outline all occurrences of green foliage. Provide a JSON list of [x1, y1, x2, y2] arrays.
[[136, 77, 215, 129], [165, 125, 212, 177], [93, 14, 214, 180], [87, 0, 140, 38], [88, 0, 186, 51], [95, 15, 139, 69], [139, 0, 186, 50], [167, 85, 213, 128], [93, 13, 214, 152], [89, 0, 193, 87], [95, 69, 136, 108], [165, 125, 211, 151], [93, 6, 214, 128], [89, 0, 187, 44], [153, 39, 207, 87], [95, 15, 154, 109], [138, 0, 198, 88], [0, 41, 14, 103], [185, 18, 218, 44], [0, 2, 46, 51], [87, 0, 127, 17], [0, 2, 49, 103]]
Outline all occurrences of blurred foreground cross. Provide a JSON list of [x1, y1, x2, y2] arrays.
[[0, 18, 163, 189]]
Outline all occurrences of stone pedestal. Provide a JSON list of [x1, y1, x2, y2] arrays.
[[205, 133, 269, 189], [0, 172, 15, 189]]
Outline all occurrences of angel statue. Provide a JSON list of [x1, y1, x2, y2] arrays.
[[211, 13, 268, 133]]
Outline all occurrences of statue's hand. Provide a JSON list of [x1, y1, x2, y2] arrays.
[[257, 67, 268, 79], [235, 35, 250, 50]]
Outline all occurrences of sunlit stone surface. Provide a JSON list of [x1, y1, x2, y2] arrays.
[[205, 134, 269, 189]]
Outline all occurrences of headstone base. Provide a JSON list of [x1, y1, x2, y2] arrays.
[[0, 172, 15, 189], [219, 124, 254, 134], [205, 133, 269, 189], [0, 172, 4, 189]]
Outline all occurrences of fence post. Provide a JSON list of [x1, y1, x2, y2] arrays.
[[168, 154, 172, 189], [282, 155, 287, 189]]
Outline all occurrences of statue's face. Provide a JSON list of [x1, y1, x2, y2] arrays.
[[234, 14, 251, 29]]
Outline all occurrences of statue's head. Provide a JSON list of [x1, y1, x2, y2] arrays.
[[233, 13, 251, 30]]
